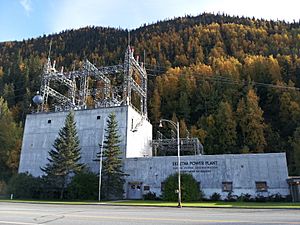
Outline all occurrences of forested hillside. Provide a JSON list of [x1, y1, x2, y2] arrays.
[[1, 13, 300, 182]]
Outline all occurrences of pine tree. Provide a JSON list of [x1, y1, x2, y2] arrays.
[[101, 112, 126, 200], [41, 111, 83, 199]]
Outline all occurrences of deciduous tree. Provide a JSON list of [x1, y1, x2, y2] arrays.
[[0, 97, 22, 180]]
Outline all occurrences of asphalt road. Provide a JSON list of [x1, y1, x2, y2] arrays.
[[0, 202, 299, 225]]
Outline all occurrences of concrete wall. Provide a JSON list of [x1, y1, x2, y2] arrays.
[[18, 106, 289, 200], [123, 153, 289, 199], [126, 106, 152, 158], [18, 106, 152, 177]]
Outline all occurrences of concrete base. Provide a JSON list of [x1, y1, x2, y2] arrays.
[[123, 153, 290, 199]]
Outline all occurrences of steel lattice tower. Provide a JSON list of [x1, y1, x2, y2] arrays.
[[38, 45, 148, 117]]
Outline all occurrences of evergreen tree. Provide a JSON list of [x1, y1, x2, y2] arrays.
[[149, 88, 161, 125], [214, 101, 237, 153], [236, 89, 266, 153], [2, 84, 15, 107], [177, 75, 192, 122], [41, 111, 83, 199], [101, 112, 126, 200], [279, 91, 300, 137], [179, 119, 189, 138], [289, 127, 300, 175], [198, 114, 217, 154]]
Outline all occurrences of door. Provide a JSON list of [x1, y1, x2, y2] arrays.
[[127, 182, 142, 199]]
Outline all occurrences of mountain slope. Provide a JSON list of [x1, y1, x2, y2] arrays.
[[0, 13, 300, 177]]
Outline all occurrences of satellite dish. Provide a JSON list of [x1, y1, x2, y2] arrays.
[[32, 95, 43, 105]]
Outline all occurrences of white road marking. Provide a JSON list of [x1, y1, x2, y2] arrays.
[[0, 221, 41, 225]]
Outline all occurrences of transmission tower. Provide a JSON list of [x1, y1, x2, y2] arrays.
[[37, 45, 148, 117], [123, 45, 148, 116], [40, 58, 76, 111]]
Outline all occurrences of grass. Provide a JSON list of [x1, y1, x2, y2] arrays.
[[109, 200, 300, 209], [0, 199, 99, 205], [1, 199, 299, 209]]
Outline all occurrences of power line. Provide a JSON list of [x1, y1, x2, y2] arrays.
[[2, 62, 300, 105], [144, 63, 300, 92]]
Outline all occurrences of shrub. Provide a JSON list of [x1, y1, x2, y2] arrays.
[[268, 193, 288, 202], [162, 173, 203, 201], [6, 173, 42, 199], [66, 170, 98, 200], [0, 180, 7, 195], [237, 193, 253, 202], [210, 192, 221, 201], [255, 194, 267, 202], [143, 191, 158, 200], [225, 191, 238, 202]]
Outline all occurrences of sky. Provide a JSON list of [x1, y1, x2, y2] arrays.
[[0, 0, 300, 42]]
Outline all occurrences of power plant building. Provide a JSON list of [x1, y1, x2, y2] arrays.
[[18, 46, 292, 200]]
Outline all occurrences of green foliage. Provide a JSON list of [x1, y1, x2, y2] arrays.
[[6, 171, 98, 200], [214, 101, 237, 153], [162, 173, 202, 202], [143, 192, 159, 200], [41, 111, 84, 199], [210, 192, 221, 201], [0, 97, 22, 180], [0, 180, 7, 195], [149, 88, 161, 125], [1, 13, 300, 175], [289, 127, 300, 175], [67, 170, 98, 200], [236, 88, 266, 152], [101, 113, 127, 200], [6, 173, 42, 199], [201, 101, 237, 154]]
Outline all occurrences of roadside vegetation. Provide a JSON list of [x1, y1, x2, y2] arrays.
[[2, 172, 297, 208], [2, 112, 125, 201], [0, 198, 299, 209]]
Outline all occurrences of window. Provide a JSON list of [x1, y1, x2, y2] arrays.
[[256, 181, 268, 192], [144, 186, 150, 191], [161, 182, 165, 192], [47, 119, 51, 124], [222, 182, 233, 192], [97, 116, 101, 120], [131, 118, 134, 130]]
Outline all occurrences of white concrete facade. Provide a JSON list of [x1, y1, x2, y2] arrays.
[[18, 105, 152, 177], [126, 106, 152, 158], [123, 153, 290, 199], [19, 106, 290, 200]]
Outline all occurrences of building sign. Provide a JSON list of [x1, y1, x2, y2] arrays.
[[172, 160, 218, 173]]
